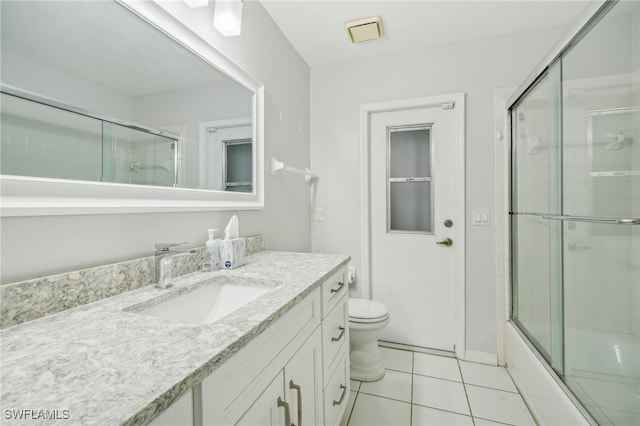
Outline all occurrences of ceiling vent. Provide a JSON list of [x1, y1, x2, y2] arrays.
[[345, 16, 384, 44]]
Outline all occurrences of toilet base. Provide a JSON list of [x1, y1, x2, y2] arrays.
[[350, 340, 385, 382]]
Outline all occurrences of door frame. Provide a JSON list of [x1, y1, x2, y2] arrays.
[[360, 93, 466, 359], [199, 117, 252, 189]]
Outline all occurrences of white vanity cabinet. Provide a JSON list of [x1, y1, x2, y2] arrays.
[[155, 266, 349, 426], [148, 388, 194, 426], [201, 286, 324, 425], [320, 268, 350, 425], [284, 327, 324, 426], [237, 327, 323, 426], [235, 371, 284, 426]]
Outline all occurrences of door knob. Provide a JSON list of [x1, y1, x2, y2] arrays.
[[436, 238, 453, 246]]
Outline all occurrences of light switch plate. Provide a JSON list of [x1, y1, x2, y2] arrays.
[[315, 208, 324, 221], [473, 208, 490, 226]]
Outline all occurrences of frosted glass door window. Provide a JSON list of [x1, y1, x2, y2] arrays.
[[224, 139, 252, 193], [387, 126, 433, 233]]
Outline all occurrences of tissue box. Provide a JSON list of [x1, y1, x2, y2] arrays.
[[218, 238, 246, 269]]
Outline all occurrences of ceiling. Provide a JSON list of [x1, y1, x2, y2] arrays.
[[258, 0, 594, 68]]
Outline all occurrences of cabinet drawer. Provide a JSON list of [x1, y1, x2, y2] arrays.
[[322, 295, 348, 380], [321, 267, 347, 318], [323, 352, 349, 426]]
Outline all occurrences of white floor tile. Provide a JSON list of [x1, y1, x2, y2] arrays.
[[414, 352, 461, 382], [412, 374, 470, 416], [340, 391, 358, 426], [466, 384, 535, 426], [359, 369, 412, 402], [350, 379, 361, 392], [412, 405, 474, 426], [348, 393, 411, 426], [459, 361, 517, 393], [379, 346, 413, 373], [473, 417, 513, 426]]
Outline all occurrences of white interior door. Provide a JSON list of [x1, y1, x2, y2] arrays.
[[370, 104, 459, 352]]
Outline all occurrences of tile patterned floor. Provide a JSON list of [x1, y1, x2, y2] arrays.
[[341, 346, 537, 426]]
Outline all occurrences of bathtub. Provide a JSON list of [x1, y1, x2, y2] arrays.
[[565, 328, 639, 379]]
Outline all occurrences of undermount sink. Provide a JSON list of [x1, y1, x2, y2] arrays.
[[131, 278, 274, 325]]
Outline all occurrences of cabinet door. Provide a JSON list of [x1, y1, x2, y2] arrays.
[[148, 388, 193, 426], [237, 371, 285, 426], [284, 327, 323, 426]]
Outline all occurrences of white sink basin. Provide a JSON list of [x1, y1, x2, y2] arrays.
[[134, 279, 272, 325]]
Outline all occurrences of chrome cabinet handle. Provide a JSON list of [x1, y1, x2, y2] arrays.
[[289, 380, 302, 426], [331, 326, 345, 342], [330, 281, 345, 294], [277, 396, 291, 426], [332, 384, 347, 406], [436, 238, 453, 246]]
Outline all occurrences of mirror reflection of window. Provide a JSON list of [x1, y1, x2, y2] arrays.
[[202, 122, 252, 192], [223, 139, 252, 192]]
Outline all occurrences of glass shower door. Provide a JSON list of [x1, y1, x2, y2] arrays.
[[511, 64, 564, 373], [510, 3, 639, 424], [561, 2, 640, 423]]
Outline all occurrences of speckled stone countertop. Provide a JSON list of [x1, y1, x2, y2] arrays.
[[0, 251, 349, 425]]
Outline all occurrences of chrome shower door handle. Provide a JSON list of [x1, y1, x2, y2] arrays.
[[289, 380, 302, 426], [436, 238, 453, 246]]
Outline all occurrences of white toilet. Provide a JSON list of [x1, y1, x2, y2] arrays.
[[348, 298, 390, 382]]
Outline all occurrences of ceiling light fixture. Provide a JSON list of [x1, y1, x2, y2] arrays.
[[345, 16, 384, 44], [213, 0, 244, 37], [183, 0, 208, 8]]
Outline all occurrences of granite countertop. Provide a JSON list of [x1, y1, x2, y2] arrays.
[[0, 251, 350, 425]]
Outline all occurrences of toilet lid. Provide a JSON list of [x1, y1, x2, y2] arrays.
[[349, 298, 388, 320]]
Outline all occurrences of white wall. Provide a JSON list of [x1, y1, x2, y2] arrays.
[[1, 48, 134, 120], [309, 27, 568, 354], [132, 80, 251, 189], [0, 1, 310, 283]]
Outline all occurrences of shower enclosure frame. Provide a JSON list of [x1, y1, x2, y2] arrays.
[[0, 85, 181, 187], [501, 0, 639, 424]]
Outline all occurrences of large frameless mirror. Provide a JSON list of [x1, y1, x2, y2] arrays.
[[0, 0, 264, 216]]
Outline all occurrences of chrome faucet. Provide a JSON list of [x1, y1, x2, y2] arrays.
[[154, 243, 197, 289]]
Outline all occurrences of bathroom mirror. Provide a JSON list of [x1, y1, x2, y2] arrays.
[[0, 0, 264, 216]]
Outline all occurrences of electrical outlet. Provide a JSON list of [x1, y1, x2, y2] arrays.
[[348, 266, 357, 285]]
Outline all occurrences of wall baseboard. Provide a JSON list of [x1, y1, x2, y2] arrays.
[[464, 349, 498, 365]]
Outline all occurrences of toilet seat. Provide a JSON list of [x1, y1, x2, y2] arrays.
[[349, 298, 389, 323]]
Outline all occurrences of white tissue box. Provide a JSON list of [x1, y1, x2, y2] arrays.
[[218, 238, 246, 269]]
